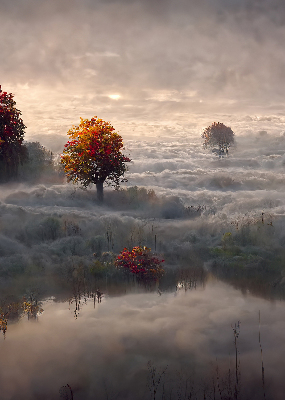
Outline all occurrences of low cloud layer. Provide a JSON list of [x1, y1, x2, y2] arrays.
[[1, 129, 285, 269], [1, 0, 285, 139]]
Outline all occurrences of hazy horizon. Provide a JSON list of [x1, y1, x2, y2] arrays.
[[1, 0, 285, 145]]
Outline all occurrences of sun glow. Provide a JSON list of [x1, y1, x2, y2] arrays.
[[108, 94, 121, 100]]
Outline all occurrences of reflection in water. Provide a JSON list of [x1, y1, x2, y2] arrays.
[[65, 260, 207, 319], [175, 266, 207, 292], [0, 268, 285, 399], [211, 258, 285, 301], [66, 263, 105, 319], [59, 384, 74, 400], [68, 288, 103, 319], [0, 293, 43, 336], [0, 312, 7, 335], [231, 320, 241, 399], [22, 293, 44, 320]]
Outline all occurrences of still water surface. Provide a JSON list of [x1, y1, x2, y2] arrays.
[[1, 278, 285, 400]]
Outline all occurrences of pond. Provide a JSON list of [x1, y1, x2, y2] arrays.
[[0, 274, 284, 400]]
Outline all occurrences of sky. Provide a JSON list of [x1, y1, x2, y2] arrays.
[[1, 0, 285, 145]]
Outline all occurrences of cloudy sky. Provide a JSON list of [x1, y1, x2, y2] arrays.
[[1, 0, 285, 143]]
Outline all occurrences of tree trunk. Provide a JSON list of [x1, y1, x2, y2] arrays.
[[96, 181, 104, 203]]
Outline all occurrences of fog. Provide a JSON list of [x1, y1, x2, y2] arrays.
[[1, 130, 285, 280], [2, 0, 285, 398], [1, 129, 285, 398], [2, 0, 285, 139], [1, 282, 285, 399]]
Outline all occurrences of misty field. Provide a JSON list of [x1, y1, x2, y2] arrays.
[[1, 131, 285, 400], [3, 0, 285, 397]]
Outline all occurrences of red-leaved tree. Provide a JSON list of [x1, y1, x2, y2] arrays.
[[0, 86, 27, 182], [61, 117, 131, 202], [115, 246, 164, 282]]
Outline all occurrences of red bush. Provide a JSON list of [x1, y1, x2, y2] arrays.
[[115, 246, 164, 282]]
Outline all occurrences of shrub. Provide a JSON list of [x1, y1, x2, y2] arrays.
[[115, 246, 164, 282]]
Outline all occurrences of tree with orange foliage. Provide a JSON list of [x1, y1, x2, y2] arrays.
[[0, 86, 27, 182], [61, 117, 131, 202], [202, 122, 235, 156]]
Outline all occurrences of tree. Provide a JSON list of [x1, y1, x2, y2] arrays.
[[0, 86, 27, 182], [19, 141, 56, 182], [61, 116, 131, 202], [202, 122, 235, 156]]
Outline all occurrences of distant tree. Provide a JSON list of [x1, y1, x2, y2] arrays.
[[0, 86, 27, 182], [61, 116, 131, 202], [202, 122, 235, 156], [19, 141, 55, 182]]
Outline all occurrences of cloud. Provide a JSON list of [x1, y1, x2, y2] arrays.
[[1, 127, 285, 259], [2, 0, 285, 138]]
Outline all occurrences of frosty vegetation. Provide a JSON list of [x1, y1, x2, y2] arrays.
[[0, 91, 285, 300]]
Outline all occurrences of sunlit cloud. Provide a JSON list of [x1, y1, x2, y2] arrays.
[[108, 94, 121, 100], [2, 0, 285, 139]]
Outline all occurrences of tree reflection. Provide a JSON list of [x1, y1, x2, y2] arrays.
[[59, 383, 73, 400], [211, 258, 285, 301], [67, 263, 106, 318], [22, 293, 44, 320], [0, 293, 43, 336], [175, 265, 207, 292], [0, 312, 8, 336]]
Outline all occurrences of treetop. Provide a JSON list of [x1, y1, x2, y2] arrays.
[[61, 116, 131, 191]]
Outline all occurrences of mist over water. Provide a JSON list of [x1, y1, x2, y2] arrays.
[[0, 125, 285, 399], [1, 281, 285, 400]]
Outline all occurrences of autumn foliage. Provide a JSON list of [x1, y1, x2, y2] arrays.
[[61, 117, 131, 201], [0, 86, 26, 181], [115, 246, 164, 282], [202, 122, 235, 155]]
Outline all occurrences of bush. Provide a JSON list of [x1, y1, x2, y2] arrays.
[[115, 246, 164, 282]]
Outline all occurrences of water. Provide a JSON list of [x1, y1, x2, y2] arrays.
[[1, 276, 285, 400]]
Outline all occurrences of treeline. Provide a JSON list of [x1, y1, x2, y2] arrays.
[[0, 139, 62, 184], [0, 86, 62, 184], [18, 141, 62, 183]]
